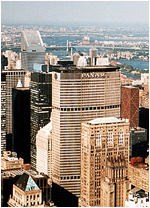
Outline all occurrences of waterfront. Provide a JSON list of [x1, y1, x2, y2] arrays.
[[119, 59, 149, 70]]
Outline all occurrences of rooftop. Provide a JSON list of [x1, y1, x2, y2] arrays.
[[51, 65, 120, 73], [88, 117, 126, 124]]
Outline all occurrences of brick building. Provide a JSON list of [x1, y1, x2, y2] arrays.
[[121, 86, 139, 127]]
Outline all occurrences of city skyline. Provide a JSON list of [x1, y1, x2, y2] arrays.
[[1, 1, 149, 26]]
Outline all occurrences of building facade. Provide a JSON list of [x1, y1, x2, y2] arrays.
[[1, 72, 7, 153], [30, 72, 52, 169], [1, 151, 24, 171], [36, 122, 52, 178], [2, 70, 27, 137], [12, 86, 30, 163], [7, 173, 43, 207], [21, 30, 45, 71], [129, 127, 147, 158], [52, 65, 121, 196], [79, 117, 130, 207], [121, 86, 139, 127]]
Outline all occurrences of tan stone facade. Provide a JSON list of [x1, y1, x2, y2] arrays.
[[8, 184, 42, 207], [79, 117, 130, 207], [52, 66, 121, 196], [128, 163, 149, 192], [1, 151, 24, 171]]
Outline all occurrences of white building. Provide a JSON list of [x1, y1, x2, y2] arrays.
[[125, 187, 149, 207], [36, 122, 52, 178], [96, 57, 110, 66]]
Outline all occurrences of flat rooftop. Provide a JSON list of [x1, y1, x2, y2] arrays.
[[88, 117, 122, 124], [51, 65, 120, 73]]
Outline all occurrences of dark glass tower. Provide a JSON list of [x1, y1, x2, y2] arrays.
[[30, 72, 52, 169], [12, 87, 30, 163]]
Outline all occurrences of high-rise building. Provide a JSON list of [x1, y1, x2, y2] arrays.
[[12, 84, 30, 163], [89, 48, 98, 66], [30, 72, 52, 169], [129, 127, 147, 158], [52, 65, 121, 196], [36, 121, 52, 177], [1, 72, 7, 153], [2, 69, 27, 137], [79, 117, 130, 207], [121, 86, 139, 127], [21, 30, 46, 71]]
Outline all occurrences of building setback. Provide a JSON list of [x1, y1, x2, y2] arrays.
[[21, 30, 45, 71], [30, 72, 52, 169], [79, 117, 130, 207], [121, 86, 139, 127], [52, 65, 121, 197]]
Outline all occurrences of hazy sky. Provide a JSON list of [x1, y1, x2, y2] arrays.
[[1, 1, 149, 25]]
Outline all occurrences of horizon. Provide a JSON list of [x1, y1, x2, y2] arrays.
[[1, 1, 149, 26]]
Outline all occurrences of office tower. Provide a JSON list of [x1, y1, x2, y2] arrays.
[[21, 30, 45, 71], [33, 63, 47, 72], [121, 86, 139, 127], [12, 84, 30, 163], [129, 127, 147, 158], [52, 65, 121, 196], [79, 117, 130, 207], [36, 122, 52, 177], [30, 72, 52, 169], [89, 48, 97, 66], [1, 72, 7, 153], [2, 69, 27, 147]]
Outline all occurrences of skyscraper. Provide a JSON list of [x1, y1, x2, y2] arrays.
[[1, 72, 7, 153], [79, 117, 130, 207], [121, 86, 139, 127], [21, 30, 46, 71], [52, 65, 121, 196], [30, 72, 52, 169], [12, 84, 30, 163], [1, 69, 27, 144]]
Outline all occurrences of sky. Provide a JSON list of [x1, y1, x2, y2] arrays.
[[1, 1, 149, 26]]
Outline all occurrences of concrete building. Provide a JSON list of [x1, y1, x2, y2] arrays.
[[1, 151, 24, 171], [125, 187, 149, 207], [36, 122, 52, 178], [2, 168, 52, 207], [79, 117, 130, 207], [1, 69, 27, 137], [30, 72, 52, 169], [1, 72, 7, 153], [121, 86, 139, 127], [21, 30, 45, 71], [96, 57, 110, 66], [33, 63, 47, 73], [89, 48, 97, 66], [129, 127, 147, 158], [77, 56, 87, 67], [7, 173, 43, 207], [128, 157, 149, 193], [52, 65, 121, 197]]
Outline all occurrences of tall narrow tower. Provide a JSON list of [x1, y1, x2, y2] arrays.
[[30, 72, 52, 169], [52, 65, 121, 196], [21, 30, 46, 71]]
